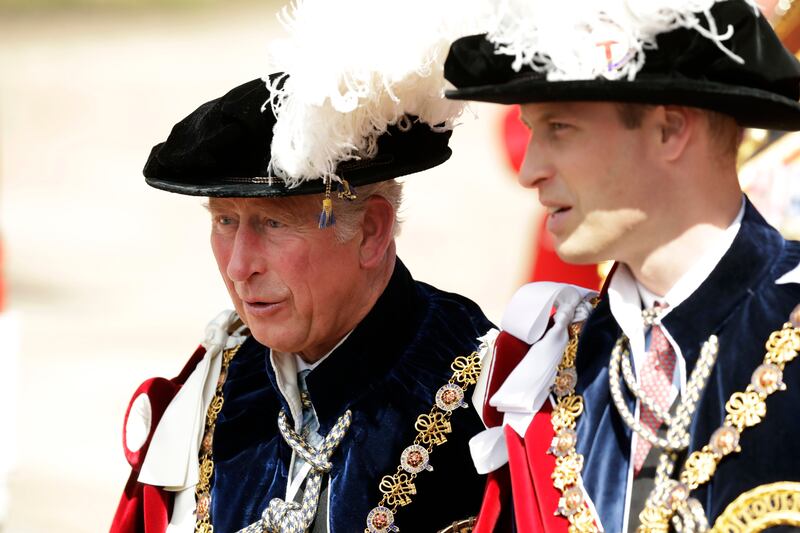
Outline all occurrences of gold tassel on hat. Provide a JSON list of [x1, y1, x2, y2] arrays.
[[318, 177, 335, 228]]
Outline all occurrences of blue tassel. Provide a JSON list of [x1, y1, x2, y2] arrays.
[[318, 197, 335, 228]]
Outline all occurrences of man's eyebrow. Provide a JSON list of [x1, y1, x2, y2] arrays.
[[205, 198, 236, 212], [520, 109, 562, 130]]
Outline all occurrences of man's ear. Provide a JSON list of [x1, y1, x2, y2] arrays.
[[656, 105, 695, 162], [359, 195, 395, 268]]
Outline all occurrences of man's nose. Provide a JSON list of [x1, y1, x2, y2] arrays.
[[226, 224, 264, 283], [518, 137, 555, 189]]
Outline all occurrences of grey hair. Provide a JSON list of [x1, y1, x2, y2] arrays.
[[333, 179, 403, 242]]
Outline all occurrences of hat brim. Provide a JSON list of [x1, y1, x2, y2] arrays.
[[446, 75, 800, 131], [144, 146, 452, 197]]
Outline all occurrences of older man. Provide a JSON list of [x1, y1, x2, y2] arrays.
[[109, 74, 494, 533], [445, 1, 800, 532]]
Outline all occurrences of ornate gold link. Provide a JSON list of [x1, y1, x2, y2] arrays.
[[560, 323, 582, 368], [552, 395, 584, 430], [637, 505, 671, 533], [198, 458, 214, 487], [451, 352, 482, 386], [570, 508, 600, 533], [205, 396, 225, 425], [552, 453, 584, 491], [195, 522, 213, 533], [378, 472, 418, 507], [765, 322, 800, 365], [680, 449, 718, 488], [415, 411, 453, 447], [726, 391, 767, 431]]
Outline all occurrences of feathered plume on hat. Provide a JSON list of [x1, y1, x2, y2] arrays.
[[485, 0, 760, 82], [263, 0, 490, 189]]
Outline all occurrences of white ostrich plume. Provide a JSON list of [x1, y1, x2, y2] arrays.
[[264, 0, 490, 188], [486, 0, 761, 83]]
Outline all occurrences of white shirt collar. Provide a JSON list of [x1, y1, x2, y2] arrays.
[[270, 331, 354, 430]]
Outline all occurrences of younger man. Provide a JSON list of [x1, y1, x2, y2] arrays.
[[446, 1, 800, 531]]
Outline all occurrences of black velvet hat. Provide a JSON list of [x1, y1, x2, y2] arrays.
[[445, 0, 800, 131], [144, 77, 452, 197]]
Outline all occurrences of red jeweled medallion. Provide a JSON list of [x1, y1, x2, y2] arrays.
[[435, 383, 466, 412], [367, 506, 399, 533], [195, 492, 211, 520], [400, 444, 433, 474], [548, 428, 578, 458], [557, 486, 585, 517], [553, 367, 578, 398], [709, 426, 740, 457], [751, 363, 785, 395]]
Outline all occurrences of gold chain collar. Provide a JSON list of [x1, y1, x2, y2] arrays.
[[190, 343, 484, 533], [195, 344, 242, 533], [544, 318, 800, 533], [363, 351, 483, 533]]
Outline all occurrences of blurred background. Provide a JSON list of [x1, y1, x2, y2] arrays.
[[2, 0, 800, 531]]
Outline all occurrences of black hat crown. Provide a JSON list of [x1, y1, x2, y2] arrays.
[[445, 0, 800, 131]]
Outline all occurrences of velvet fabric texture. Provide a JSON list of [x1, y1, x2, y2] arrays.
[[444, 1, 800, 131], [143, 78, 452, 198], [209, 258, 493, 532], [574, 199, 800, 531]]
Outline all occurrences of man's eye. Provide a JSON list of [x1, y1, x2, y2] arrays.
[[211, 215, 237, 231], [264, 219, 284, 229], [550, 122, 570, 132]]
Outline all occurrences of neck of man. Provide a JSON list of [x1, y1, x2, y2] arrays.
[[297, 248, 397, 363], [624, 173, 742, 297]]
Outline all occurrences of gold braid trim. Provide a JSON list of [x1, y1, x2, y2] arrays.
[[364, 351, 483, 533]]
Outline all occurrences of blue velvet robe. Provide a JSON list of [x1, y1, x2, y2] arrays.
[[209, 259, 494, 532], [575, 200, 800, 531]]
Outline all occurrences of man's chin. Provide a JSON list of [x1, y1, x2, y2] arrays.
[[248, 328, 297, 352], [554, 241, 605, 266]]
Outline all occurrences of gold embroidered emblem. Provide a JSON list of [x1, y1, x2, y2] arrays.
[[711, 482, 800, 532]]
